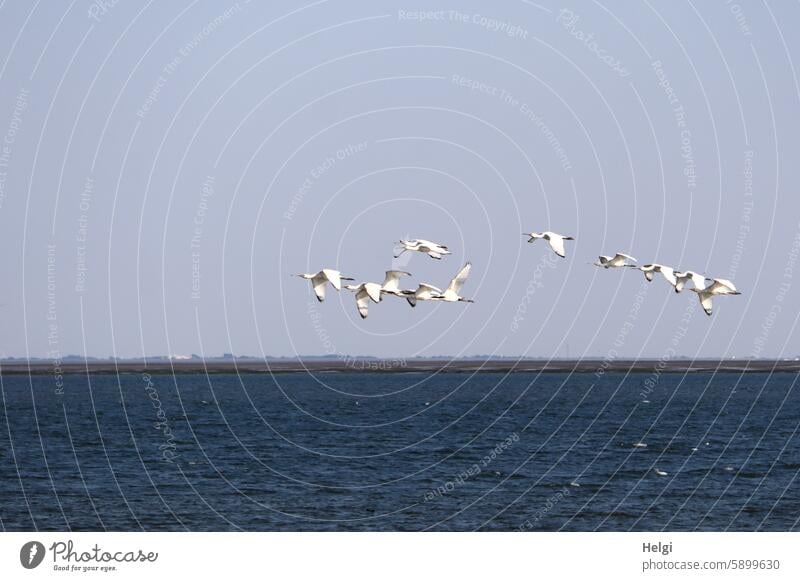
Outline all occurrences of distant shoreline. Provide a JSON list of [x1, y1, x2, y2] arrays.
[[1, 358, 798, 375]]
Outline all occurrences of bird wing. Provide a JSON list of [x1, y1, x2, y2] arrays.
[[355, 288, 370, 318], [616, 253, 636, 262], [416, 283, 442, 300], [547, 235, 567, 258], [427, 251, 443, 260], [365, 283, 382, 303], [311, 273, 327, 301], [712, 278, 737, 292], [414, 240, 437, 253], [417, 240, 449, 254], [698, 291, 714, 315], [644, 270, 654, 281], [690, 272, 707, 290], [660, 266, 677, 286], [446, 263, 472, 295], [321, 269, 342, 290], [382, 270, 409, 291]]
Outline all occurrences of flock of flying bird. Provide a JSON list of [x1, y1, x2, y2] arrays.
[[296, 232, 741, 319]]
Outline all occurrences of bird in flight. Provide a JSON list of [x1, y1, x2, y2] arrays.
[[690, 278, 741, 315], [344, 282, 383, 319], [406, 262, 475, 306], [404, 283, 444, 307], [440, 262, 474, 302], [523, 231, 575, 258], [379, 270, 412, 298], [594, 253, 637, 269], [636, 263, 678, 288], [394, 239, 451, 260], [674, 270, 706, 293], [295, 268, 353, 301]]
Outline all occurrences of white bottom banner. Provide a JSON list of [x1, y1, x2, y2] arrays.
[[1, 532, 797, 580]]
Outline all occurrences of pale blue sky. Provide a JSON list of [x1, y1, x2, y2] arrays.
[[0, 0, 798, 359]]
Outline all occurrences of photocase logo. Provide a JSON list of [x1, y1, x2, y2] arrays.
[[20, 541, 45, 569]]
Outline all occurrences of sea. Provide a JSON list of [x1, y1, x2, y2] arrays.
[[1, 371, 798, 531]]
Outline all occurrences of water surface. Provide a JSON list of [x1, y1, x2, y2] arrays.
[[1, 371, 798, 531]]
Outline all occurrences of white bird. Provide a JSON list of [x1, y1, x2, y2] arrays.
[[654, 468, 668, 476], [344, 282, 383, 319], [394, 239, 451, 260], [637, 263, 677, 287], [594, 253, 637, 268], [295, 269, 354, 301], [405, 283, 444, 307], [523, 231, 575, 258], [380, 270, 412, 297], [690, 278, 741, 316], [440, 262, 474, 302], [405, 263, 475, 306], [674, 270, 707, 293]]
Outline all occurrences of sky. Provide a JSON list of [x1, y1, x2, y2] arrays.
[[0, 0, 798, 360]]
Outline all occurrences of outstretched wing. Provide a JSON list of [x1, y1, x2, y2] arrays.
[[712, 278, 738, 293], [365, 283, 382, 303], [690, 272, 707, 291], [401, 290, 417, 307], [416, 283, 443, 300], [698, 291, 713, 316], [355, 289, 370, 319], [427, 251, 442, 260], [382, 270, 410, 292], [547, 235, 567, 258], [321, 268, 342, 290], [659, 266, 677, 287], [616, 253, 636, 262], [311, 273, 327, 301], [399, 239, 423, 251], [446, 263, 472, 295]]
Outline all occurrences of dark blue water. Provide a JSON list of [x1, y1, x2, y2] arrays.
[[1, 371, 798, 531]]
